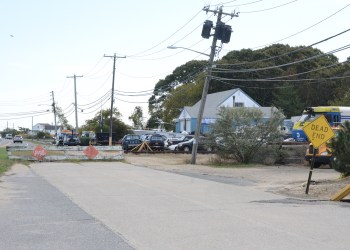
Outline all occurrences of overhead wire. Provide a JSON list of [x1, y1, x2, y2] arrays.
[[251, 2, 350, 49], [212, 44, 350, 73], [127, 8, 203, 57], [216, 27, 350, 67], [239, 0, 298, 14]]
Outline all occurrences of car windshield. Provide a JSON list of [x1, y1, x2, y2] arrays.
[[299, 113, 321, 122], [151, 135, 162, 141]]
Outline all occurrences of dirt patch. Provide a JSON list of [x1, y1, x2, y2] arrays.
[[124, 153, 350, 201]]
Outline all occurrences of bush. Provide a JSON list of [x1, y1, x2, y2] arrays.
[[210, 107, 284, 164], [80, 137, 90, 146], [329, 121, 350, 177]]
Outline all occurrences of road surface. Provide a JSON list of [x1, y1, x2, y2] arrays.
[[1, 161, 350, 249]]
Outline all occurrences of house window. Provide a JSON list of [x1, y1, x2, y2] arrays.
[[232, 96, 235, 107], [234, 102, 244, 107]]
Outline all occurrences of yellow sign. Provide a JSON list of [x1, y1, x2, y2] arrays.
[[302, 115, 335, 148]]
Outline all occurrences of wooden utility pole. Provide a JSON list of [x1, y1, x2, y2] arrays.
[[103, 53, 126, 146], [191, 6, 238, 164], [67, 74, 83, 134]]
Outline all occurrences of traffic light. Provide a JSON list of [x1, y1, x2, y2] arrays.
[[201, 20, 213, 39], [215, 21, 225, 40], [221, 25, 232, 43], [215, 22, 232, 43]]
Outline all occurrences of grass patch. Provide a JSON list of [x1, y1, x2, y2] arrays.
[[0, 148, 12, 175], [0, 148, 30, 176]]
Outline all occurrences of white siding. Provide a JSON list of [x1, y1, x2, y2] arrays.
[[219, 90, 260, 108]]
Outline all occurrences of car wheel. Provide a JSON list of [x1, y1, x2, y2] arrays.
[[183, 146, 191, 152]]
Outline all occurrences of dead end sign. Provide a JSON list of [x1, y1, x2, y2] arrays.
[[302, 115, 335, 149]]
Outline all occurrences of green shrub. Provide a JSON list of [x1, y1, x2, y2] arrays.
[[80, 137, 90, 146], [210, 107, 284, 164], [329, 121, 350, 177]]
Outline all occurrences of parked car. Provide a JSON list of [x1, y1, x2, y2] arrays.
[[63, 138, 80, 146], [176, 137, 214, 152], [169, 135, 193, 145], [148, 134, 165, 151], [13, 135, 23, 143], [121, 134, 142, 150], [5, 134, 13, 140]]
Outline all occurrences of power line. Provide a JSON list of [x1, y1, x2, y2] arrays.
[[213, 44, 350, 73], [127, 9, 203, 57], [217, 27, 350, 67], [240, 0, 298, 13], [251, 2, 350, 49]]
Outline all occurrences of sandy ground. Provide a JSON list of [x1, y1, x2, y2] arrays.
[[124, 153, 350, 201]]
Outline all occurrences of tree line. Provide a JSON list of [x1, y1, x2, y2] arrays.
[[148, 44, 350, 130]]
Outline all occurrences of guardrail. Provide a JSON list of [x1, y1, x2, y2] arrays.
[[7, 145, 124, 161]]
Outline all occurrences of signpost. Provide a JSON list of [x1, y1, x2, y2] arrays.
[[303, 115, 335, 194]]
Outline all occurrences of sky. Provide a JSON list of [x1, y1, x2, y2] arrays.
[[1, 0, 350, 131]]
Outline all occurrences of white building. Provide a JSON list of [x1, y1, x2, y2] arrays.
[[32, 123, 56, 135]]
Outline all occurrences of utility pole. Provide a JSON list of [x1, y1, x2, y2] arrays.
[[191, 6, 238, 164], [67, 74, 83, 134], [51, 91, 58, 136], [104, 53, 126, 146]]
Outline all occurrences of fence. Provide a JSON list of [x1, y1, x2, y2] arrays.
[[7, 145, 124, 161]]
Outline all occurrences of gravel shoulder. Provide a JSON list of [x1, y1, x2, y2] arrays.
[[124, 153, 350, 201]]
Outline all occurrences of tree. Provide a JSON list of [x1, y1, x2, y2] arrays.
[[162, 79, 204, 126], [81, 108, 130, 140], [56, 106, 72, 130], [18, 127, 30, 134], [329, 121, 350, 177], [210, 107, 284, 164], [129, 106, 144, 129], [149, 44, 349, 128], [272, 83, 305, 118], [148, 60, 207, 124]]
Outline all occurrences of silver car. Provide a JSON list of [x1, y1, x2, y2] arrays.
[[13, 135, 23, 143]]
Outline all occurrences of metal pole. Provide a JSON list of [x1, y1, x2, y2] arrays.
[[305, 149, 317, 194], [190, 7, 222, 165]]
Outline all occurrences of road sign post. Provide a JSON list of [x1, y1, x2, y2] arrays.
[[302, 115, 335, 194]]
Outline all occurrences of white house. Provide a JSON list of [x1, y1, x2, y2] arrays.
[[175, 88, 277, 134], [32, 123, 56, 135]]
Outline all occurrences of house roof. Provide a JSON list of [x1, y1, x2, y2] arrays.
[[186, 89, 240, 118], [181, 88, 278, 119]]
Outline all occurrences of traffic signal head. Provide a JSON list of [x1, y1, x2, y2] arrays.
[[221, 25, 232, 43], [201, 20, 213, 39], [215, 22, 232, 43]]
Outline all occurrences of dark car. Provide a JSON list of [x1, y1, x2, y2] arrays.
[[148, 134, 165, 151], [176, 137, 214, 152], [64, 138, 80, 146], [121, 134, 142, 150]]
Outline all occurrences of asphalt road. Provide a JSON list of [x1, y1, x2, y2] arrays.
[[1, 162, 350, 249]]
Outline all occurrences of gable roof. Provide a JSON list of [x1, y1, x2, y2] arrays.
[[186, 89, 239, 118], [184, 88, 263, 118], [192, 88, 239, 109]]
